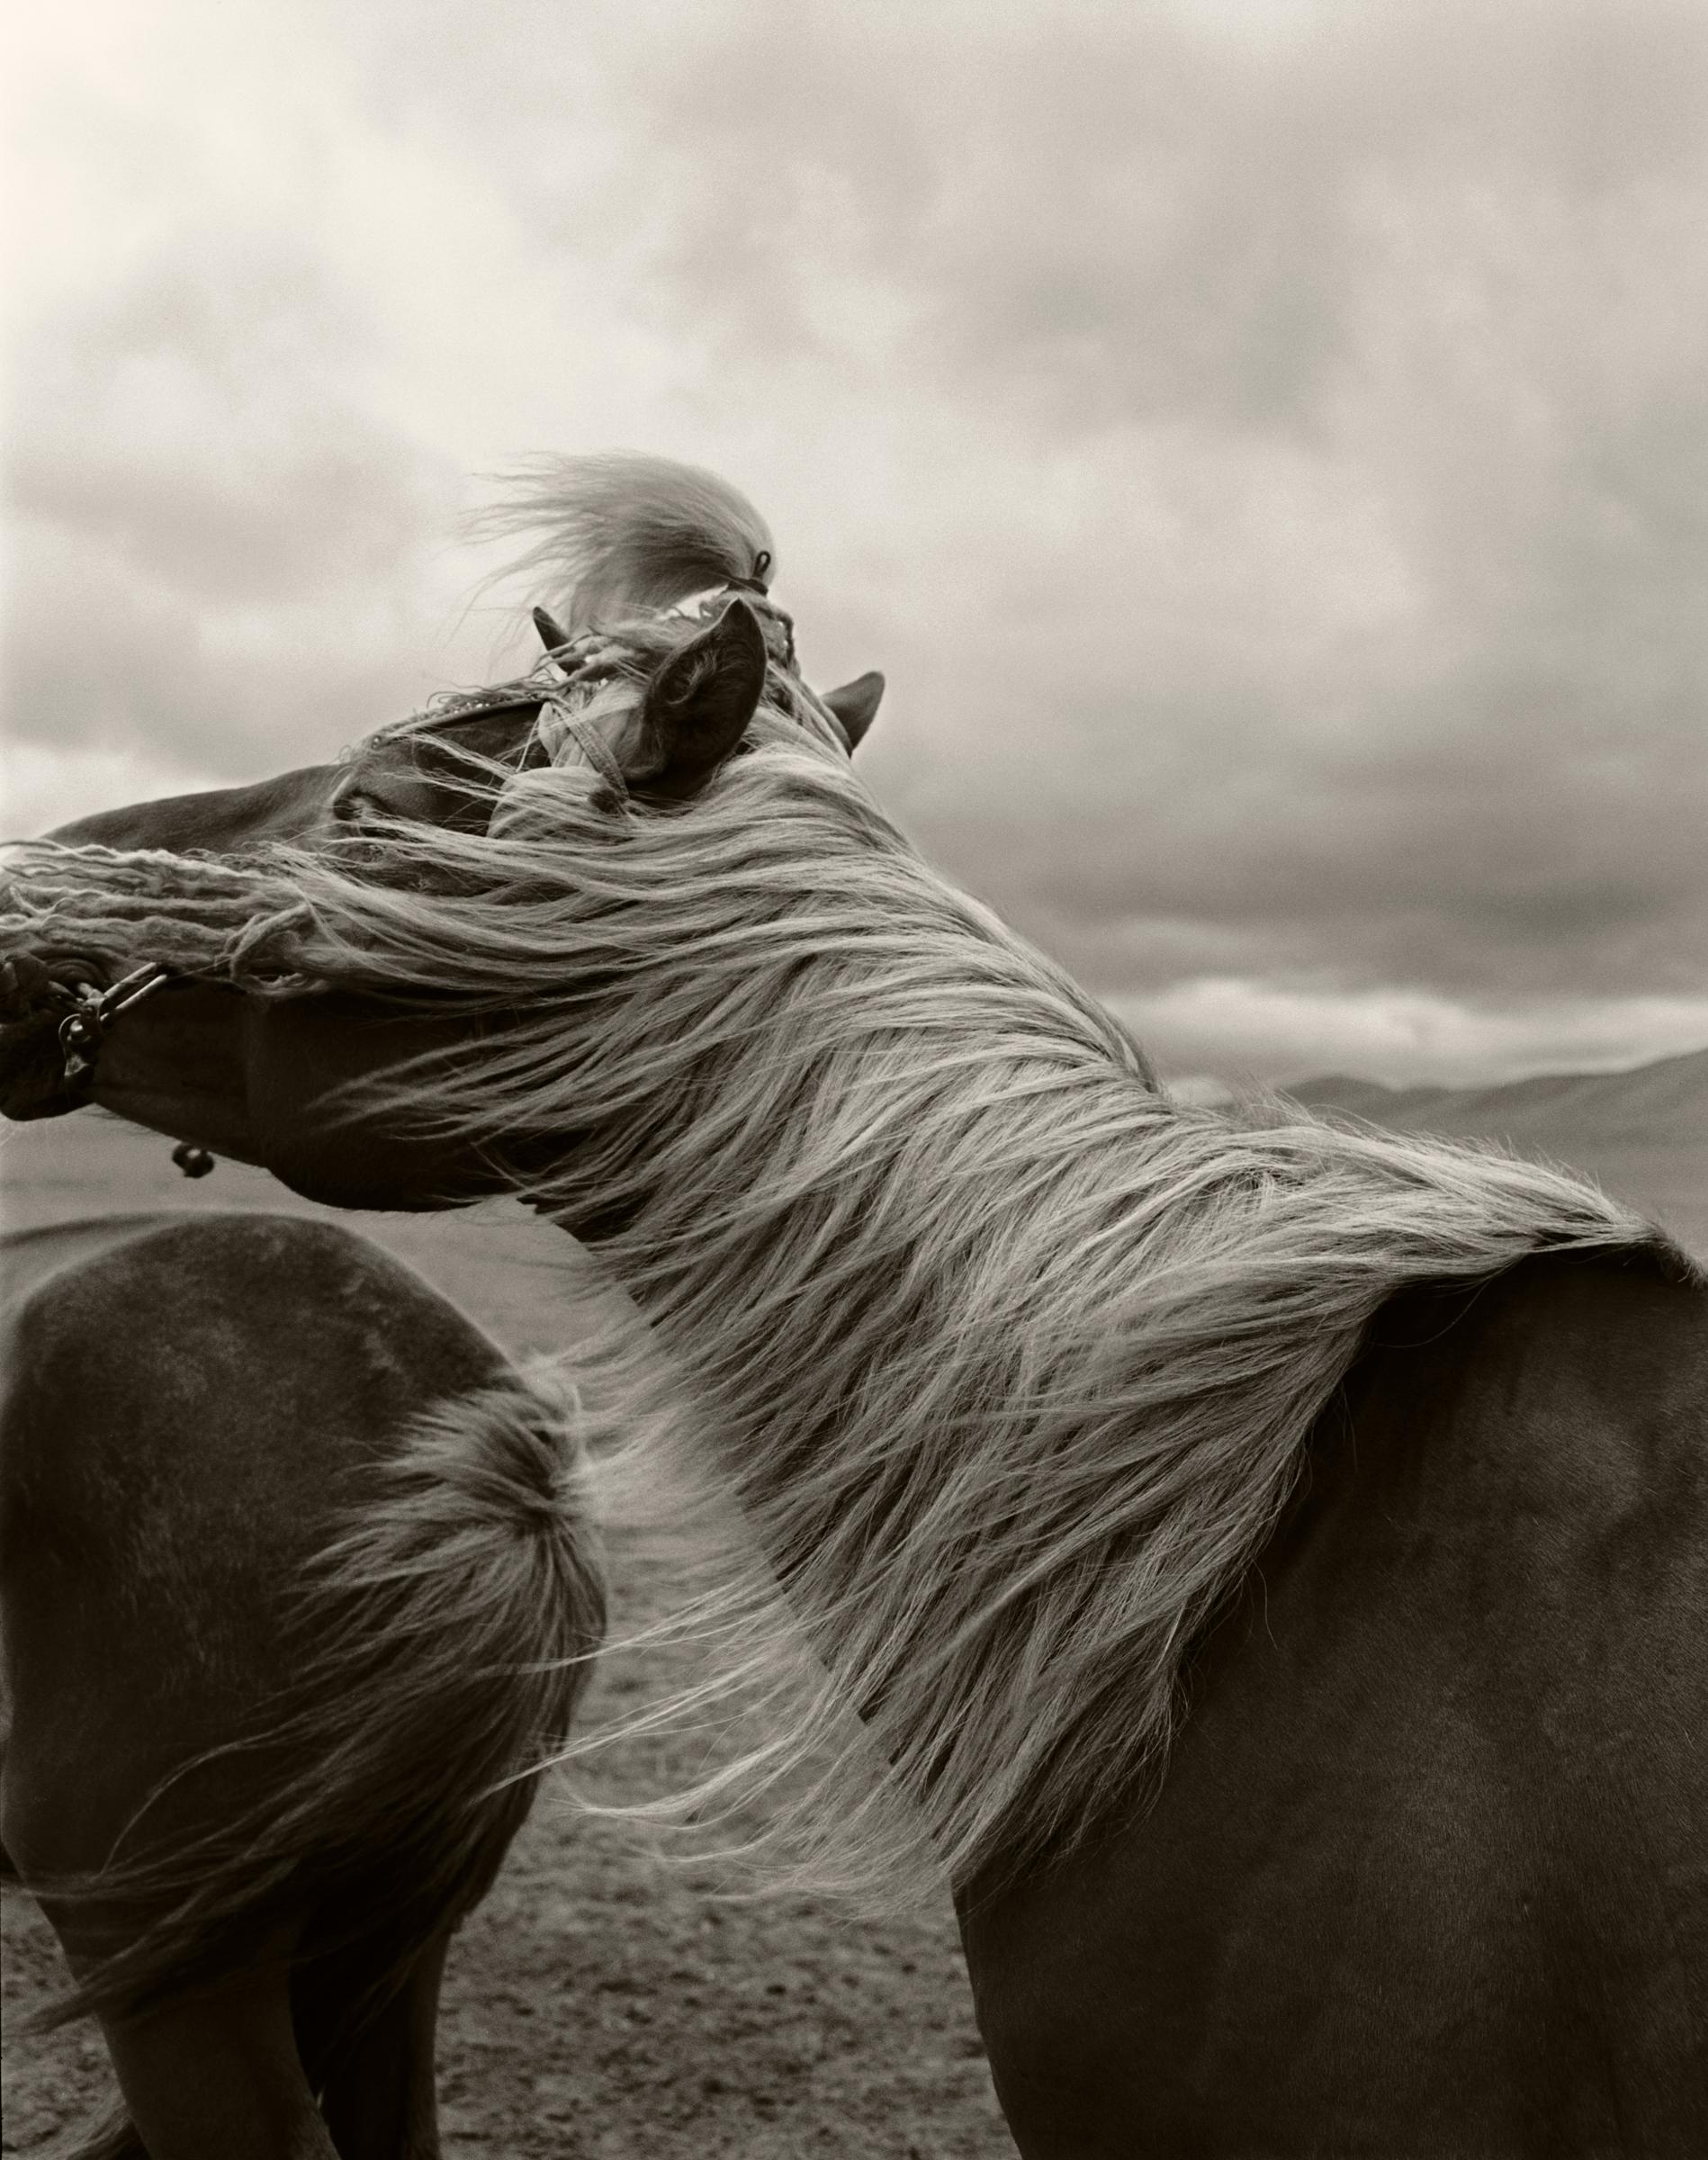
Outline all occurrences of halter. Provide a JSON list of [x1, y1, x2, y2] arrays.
[[529, 696, 632, 807], [39, 580, 843, 1095], [512, 582, 852, 789], [20, 960, 176, 1104], [55, 962, 174, 1083]]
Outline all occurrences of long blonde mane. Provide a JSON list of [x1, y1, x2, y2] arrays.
[[4, 463, 1662, 1904]]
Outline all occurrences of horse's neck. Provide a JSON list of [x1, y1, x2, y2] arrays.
[[616, 1045, 1161, 1528], [544, 934, 1654, 1901]]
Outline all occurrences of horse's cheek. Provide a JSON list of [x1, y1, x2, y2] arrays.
[[244, 1000, 505, 1213], [0, 1013, 79, 1123], [85, 986, 272, 1165]]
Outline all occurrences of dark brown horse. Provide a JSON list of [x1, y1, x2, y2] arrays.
[[4, 460, 1704, 2156], [0, 598, 883, 1200], [1, 1211, 607, 2159]]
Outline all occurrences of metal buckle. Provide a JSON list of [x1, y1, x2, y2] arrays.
[[57, 963, 173, 1084]]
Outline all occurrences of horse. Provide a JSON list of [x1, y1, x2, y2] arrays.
[[4, 454, 1705, 2156], [0, 1210, 608, 2159]]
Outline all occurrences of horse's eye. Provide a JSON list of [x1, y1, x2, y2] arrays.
[[332, 788, 386, 828]]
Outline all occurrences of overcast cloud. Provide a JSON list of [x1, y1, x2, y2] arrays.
[[6, 0, 1706, 1084]]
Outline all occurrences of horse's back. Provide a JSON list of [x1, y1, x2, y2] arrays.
[[1, 1211, 512, 1539], [2, 1207, 508, 1407], [0, 1211, 197, 1325], [966, 1245, 1708, 2157]]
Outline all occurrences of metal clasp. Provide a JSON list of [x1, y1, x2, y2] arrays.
[[57, 963, 173, 1084]]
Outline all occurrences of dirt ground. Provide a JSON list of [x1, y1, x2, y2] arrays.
[[3, 1526, 1012, 2157], [1, 1118, 1015, 2156]]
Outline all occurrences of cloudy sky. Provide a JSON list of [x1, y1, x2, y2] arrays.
[[8, 0, 1706, 1084]]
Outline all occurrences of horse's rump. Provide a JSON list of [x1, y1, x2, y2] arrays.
[[0, 1211, 607, 2038]]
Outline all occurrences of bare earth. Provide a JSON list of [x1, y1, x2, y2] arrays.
[[4, 1521, 1010, 2158], [1, 1117, 1013, 2156]]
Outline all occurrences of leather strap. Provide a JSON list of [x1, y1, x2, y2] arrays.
[[533, 696, 632, 806]]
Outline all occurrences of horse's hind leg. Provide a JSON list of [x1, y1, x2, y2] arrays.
[[93, 1956, 337, 2160], [310, 1929, 454, 2160]]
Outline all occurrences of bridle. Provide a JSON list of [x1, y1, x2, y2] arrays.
[[33, 581, 843, 1100], [33, 958, 213, 1173], [53, 962, 174, 1085]]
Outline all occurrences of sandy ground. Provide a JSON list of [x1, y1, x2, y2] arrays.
[[1, 1117, 1015, 2155], [3, 1524, 1012, 2158]]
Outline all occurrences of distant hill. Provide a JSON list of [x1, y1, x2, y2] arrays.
[[1286, 1047, 1708, 1258]]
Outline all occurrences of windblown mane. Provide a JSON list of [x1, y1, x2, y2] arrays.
[[6, 696, 1657, 1905], [472, 452, 778, 635]]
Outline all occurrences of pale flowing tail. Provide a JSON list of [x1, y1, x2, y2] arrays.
[[38, 1367, 607, 2048]]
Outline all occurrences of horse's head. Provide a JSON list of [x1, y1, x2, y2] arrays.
[[1, 458, 887, 1202], [44, 593, 884, 868]]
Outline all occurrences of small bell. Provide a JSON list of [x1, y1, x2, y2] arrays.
[[171, 1141, 216, 1179]]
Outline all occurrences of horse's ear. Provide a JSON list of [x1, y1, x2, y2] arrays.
[[533, 606, 571, 657], [638, 597, 769, 792], [823, 670, 885, 751]]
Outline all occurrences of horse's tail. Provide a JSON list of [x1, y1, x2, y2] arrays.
[[38, 1362, 607, 2047]]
